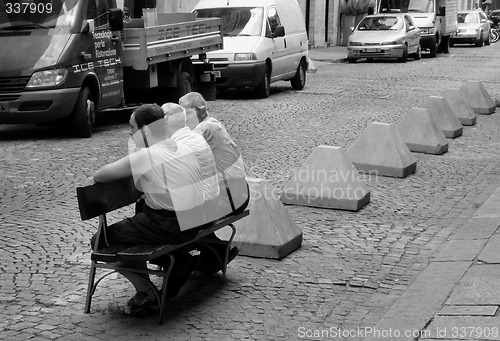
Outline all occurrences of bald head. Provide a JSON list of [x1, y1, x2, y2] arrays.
[[179, 92, 208, 125]]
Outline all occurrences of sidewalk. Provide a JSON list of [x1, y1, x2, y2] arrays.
[[363, 185, 500, 341], [308, 45, 348, 64]]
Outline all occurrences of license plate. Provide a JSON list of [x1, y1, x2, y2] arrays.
[[363, 48, 379, 53], [0, 102, 9, 113], [213, 70, 221, 78]]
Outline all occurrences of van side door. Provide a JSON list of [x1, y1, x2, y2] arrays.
[[85, 0, 124, 109], [266, 6, 288, 80]]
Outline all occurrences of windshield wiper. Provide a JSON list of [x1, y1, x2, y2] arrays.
[[1, 23, 52, 30]]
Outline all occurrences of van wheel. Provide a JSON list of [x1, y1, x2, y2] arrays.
[[72, 86, 95, 138], [429, 37, 438, 57], [290, 60, 306, 90], [255, 66, 270, 98]]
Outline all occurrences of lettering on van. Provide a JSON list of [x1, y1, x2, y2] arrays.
[[72, 57, 122, 73], [156, 22, 213, 41]]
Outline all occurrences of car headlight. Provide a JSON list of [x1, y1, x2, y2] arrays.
[[420, 28, 435, 34], [349, 42, 363, 46], [381, 40, 399, 45], [27, 68, 68, 88], [234, 53, 257, 61]]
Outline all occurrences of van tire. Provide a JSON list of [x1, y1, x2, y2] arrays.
[[255, 66, 270, 98], [291, 60, 306, 90], [71, 86, 95, 138]]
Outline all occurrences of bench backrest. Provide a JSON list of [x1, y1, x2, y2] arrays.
[[77, 177, 143, 220]]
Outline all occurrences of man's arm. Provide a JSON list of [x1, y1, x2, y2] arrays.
[[93, 155, 133, 183]]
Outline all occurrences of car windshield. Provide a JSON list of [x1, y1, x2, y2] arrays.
[[458, 12, 478, 23], [0, 0, 80, 30], [194, 7, 263, 36], [358, 16, 403, 31], [380, 0, 434, 13]]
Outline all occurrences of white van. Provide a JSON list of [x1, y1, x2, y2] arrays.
[[192, 0, 309, 98]]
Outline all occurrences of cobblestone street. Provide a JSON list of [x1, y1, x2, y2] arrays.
[[1, 45, 500, 340]]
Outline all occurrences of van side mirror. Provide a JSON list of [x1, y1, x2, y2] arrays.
[[273, 25, 285, 38], [438, 6, 445, 16], [109, 8, 124, 31]]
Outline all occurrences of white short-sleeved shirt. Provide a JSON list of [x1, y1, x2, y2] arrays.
[[171, 126, 220, 201], [129, 138, 205, 213]]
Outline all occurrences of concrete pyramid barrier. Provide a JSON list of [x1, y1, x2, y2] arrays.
[[346, 122, 417, 178], [280, 145, 370, 211], [444, 88, 477, 126], [217, 177, 302, 259], [460, 81, 496, 114], [427, 96, 463, 138], [396, 108, 448, 155]]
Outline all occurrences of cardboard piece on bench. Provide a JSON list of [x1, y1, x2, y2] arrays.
[[444, 88, 477, 126], [217, 177, 302, 259], [346, 122, 417, 178], [280, 145, 370, 211], [460, 81, 496, 114], [396, 108, 448, 155], [426, 96, 463, 138]]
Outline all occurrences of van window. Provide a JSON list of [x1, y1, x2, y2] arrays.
[[0, 0, 81, 30], [266, 6, 281, 37], [195, 7, 264, 37]]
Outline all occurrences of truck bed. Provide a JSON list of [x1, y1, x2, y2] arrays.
[[122, 17, 223, 70]]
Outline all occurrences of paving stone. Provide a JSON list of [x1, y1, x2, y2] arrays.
[[447, 265, 500, 305], [451, 218, 500, 240], [432, 239, 487, 261], [438, 305, 499, 316], [478, 233, 500, 264], [424, 315, 500, 340]]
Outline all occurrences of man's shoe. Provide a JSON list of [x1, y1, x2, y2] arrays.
[[164, 253, 199, 299], [126, 290, 158, 308], [198, 246, 239, 276]]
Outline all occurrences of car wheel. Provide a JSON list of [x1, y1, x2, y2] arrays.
[[366, 58, 374, 62], [71, 86, 95, 138], [348, 58, 357, 63], [413, 45, 421, 60], [475, 32, 484, 47], [255, 66, 270, 98], [485, 32, 491, 45], [290, 60, 306, 90], [429, 37, 438, 57], [398, 43, 408, 63]]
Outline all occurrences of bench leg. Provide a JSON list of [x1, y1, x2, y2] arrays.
[[158, 254, 175, 325], [222, 224, 237, 279], [84, 261, 97, 313]]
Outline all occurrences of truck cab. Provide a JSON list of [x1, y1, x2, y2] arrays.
[[0, 0, 222, 137]]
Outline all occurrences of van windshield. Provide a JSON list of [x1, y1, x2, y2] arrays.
[[0, 0, 81, 30], [379, 0, 434, 13], [195, 7, 263, 37]]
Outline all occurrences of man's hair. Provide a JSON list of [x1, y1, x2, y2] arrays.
[[133, 103, 164, 129], [161, 102, 187, 130], [132, 103, 166, 138]]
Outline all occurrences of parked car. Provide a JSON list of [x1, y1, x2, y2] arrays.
[[347, 13, 421, 63], [451, 10, 491, 46]]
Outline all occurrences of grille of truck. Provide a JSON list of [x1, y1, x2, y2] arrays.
[[0, 77, 30, 94]]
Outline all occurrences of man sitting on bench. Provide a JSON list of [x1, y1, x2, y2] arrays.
[[179, 92, 250, 274], [91, 103, 211, 316]]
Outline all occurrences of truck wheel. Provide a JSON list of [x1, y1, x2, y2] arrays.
[[398, 43, 408, 63], [290, 60, 306, 90], [71, 86, 95, 138], [440, 36, 450, 53], [429, 37, 438, 58], [178, 71, 193, 97], [255, 66, 270, 98]]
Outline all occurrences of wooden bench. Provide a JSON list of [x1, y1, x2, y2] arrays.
[[76, 176, 249, 324]]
